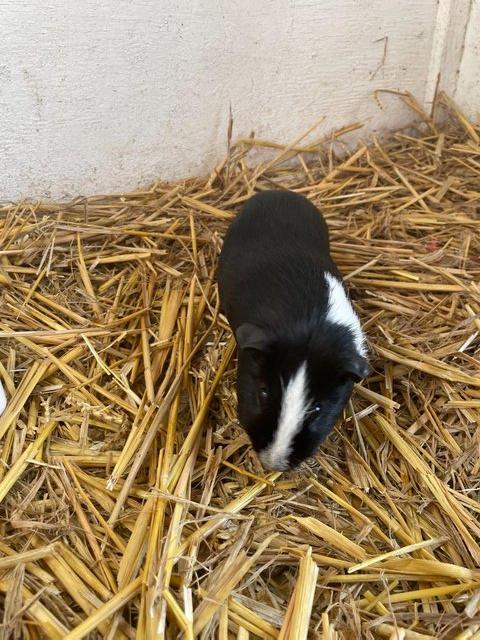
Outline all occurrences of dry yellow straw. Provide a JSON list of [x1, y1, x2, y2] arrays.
[[63, 577, 142, 639], [278, 547, 319, 640], [0, 93, 480, 638], [348, 536, 447, 573]]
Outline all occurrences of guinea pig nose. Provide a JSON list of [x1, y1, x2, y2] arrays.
[[258, 452, 272, 470], [258, 450, 289, 472]]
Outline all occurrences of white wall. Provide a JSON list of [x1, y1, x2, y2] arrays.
[[0, 0, 460, 200], [455, 0, 480, 120]]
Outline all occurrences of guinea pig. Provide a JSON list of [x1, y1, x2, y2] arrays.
[[217, 189, 369, 471]]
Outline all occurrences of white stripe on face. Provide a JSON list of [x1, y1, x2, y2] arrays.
[[325, 272, 366, 357], [259, 361, 308, 471]]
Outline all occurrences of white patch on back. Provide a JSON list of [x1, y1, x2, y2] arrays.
[[325, 272, 366, 356], [259, 362, 309, 471]]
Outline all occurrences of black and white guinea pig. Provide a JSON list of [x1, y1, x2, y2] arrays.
[[217, 189, 369, 471]]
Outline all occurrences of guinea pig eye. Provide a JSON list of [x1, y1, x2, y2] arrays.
[[311, 401, 322, 414], [306, 401, 322, 428], [258, 388, 269, 405]]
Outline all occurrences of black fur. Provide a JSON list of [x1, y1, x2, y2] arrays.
[[218, 190, 368, 470]]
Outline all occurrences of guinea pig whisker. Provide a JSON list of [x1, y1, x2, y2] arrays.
[[304, 401, 317, 416]]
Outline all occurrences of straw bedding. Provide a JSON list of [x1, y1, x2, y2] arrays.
[[0, 92, 479, 639]]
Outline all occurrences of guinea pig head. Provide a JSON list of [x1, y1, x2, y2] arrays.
[[234, 322, 369, 471]]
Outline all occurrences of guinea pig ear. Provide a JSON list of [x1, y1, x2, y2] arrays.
[[344, 355, 370, 382], [235, 323, 270, 352]]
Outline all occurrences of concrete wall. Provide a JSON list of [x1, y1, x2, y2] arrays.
[[455, 1, 480, 120], [0, 0, 471, 200]]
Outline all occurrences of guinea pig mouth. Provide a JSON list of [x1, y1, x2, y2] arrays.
[[258, 449, 316, 472], [260, 460, 290, 472], [257, 450, 301, 472], [257, 451, 288, 472]]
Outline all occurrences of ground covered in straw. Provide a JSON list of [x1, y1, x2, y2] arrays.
[[0, 93, 479, 639]]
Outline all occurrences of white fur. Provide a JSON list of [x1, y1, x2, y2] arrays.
[[0, 382, 6, 416], [259, 361, 309, 471], [325, 272, 366, 356]]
